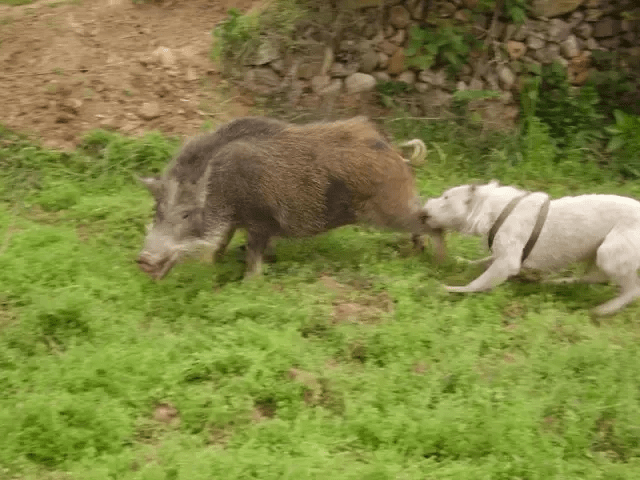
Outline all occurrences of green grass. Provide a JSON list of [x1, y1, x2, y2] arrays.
[[1, 119, 640, 480], [0, 0, 34, 5]]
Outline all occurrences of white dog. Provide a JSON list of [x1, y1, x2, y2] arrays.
[[421, 180, 640, 316]]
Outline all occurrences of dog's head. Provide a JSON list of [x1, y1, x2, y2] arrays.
[[421, 180, 500, 232]]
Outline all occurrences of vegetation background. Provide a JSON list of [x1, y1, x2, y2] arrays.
[[1, 0, 640, 479]]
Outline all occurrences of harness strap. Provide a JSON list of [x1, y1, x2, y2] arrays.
[[521, 195, 550, 263], [487, 193, 530, 251], [486, 192, 550, 263]]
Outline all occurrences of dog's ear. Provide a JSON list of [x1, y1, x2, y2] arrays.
[[467, 183, 478, 207], [488, 179, 500, 188]]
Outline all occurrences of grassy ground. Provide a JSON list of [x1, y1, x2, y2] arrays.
[[1, 118, 640, 480]]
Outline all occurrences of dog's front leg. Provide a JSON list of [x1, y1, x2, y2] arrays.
[[455, 254, 494, 268], [445, 257, 517, 293]]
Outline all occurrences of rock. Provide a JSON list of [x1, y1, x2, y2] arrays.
[[419, 69, 446, 87], [513, 23, 529, 41], [507, 41, 527, 60], [319, 78, 343, 97], [378, 52, 389, 69], [420, 89, 452, 111], [561, 35, 580, 58], [574, 22, 593, 39], [271, 59, 284, 73], [415, 82, 429, 93], [330, 62, 350, 77], [567, 51, 591, 85], [297, 63, 317, 80], [320, 47, 334, 76], [311, 75, 331, 94], [152, 46, 175, 67], [584, 9, 602, 22], [360, 50, 379, 73], [456, 81, 467, 91], [411, 1, 424, 20], [454, 9, 470, 22], [547, 43, 562, 61], [139, 102, 161, 120], [245, 67, 281, 94], [389, 6, 411, 29], [586, 37, 601, 50], [439, 2, 457, 17], [622, 31, 637, 46], [390, 29, 406, 45], [379, 40, 399, 56], [548, 19, 571, 43], [388, 48, 405, 75], [485, 72, 500, 90], [253, 40, 280, 66], [599, 37, 620, 49], [385, 25, 395, 38], [469, 77, 484, 90], [527, 34, 545, 50], [568, 11, 585, 26], [373, 71, 391, 82], [593, 17, 618, 38], [397, 70, 416, 84], [63, 98, 83, 114], [498, 65, 516, 89], [185, 67, 197, 82], [345, 72, 377, 94], [463, 0, 479, 7], [530, 0, 586, 18]]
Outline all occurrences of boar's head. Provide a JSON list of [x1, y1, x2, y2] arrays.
[[136, 175, 208, 280]]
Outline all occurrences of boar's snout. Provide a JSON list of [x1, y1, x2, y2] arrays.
[[136, 251, 176, 280]]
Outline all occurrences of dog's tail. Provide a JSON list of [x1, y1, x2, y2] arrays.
[[399, 139, 427, 166]]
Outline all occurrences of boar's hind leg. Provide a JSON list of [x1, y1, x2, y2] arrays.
[[245, 231, 272, 278]]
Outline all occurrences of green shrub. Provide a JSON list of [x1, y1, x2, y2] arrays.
[[605, 109, 640, 179]]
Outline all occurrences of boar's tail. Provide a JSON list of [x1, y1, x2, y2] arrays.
[[399, 139, 427, 166]]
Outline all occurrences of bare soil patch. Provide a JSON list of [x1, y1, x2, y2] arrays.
[[0, 0, 260, 150]]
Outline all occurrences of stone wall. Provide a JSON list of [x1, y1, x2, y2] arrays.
[[238, 0, 640, 125]]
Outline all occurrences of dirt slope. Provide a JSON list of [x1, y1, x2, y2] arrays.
[[0, 0, 259, 150]]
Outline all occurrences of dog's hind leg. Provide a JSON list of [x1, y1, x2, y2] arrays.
[[545, 260, 609, 285], [590, 227, 640, 316]]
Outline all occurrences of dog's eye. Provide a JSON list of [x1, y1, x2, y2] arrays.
[[182, 212, 190, 220], [444, 195, 449, 201]]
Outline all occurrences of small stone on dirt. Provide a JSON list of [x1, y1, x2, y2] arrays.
[[152, 46, 175, 67], [139, 101, 162, 120]]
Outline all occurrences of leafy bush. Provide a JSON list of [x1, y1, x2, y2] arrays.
[[529, 63, 604, 149], [405, 23, 479, 77], [605, 110, 640, 178]]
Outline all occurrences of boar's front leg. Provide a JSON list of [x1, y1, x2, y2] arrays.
[[244, 231, 272, 278], [212, 226, 237, 262]]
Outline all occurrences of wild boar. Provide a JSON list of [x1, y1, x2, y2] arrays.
[[136, 115, 445, 281]]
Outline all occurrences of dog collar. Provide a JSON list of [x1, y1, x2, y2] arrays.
[[487, 193, 550, 262]]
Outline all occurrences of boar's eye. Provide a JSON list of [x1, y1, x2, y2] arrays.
[[182, 211, 190, 220]]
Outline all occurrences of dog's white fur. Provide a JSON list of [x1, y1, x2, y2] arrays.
[[422, 180, 640, 316]]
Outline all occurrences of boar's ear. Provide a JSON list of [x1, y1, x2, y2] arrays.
[[137, 176, 163, 198]]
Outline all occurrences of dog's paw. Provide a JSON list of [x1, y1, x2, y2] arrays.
[[444, 285, 467, 293]]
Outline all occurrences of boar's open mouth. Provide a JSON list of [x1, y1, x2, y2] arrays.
[[136, 252, 180, 280]]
